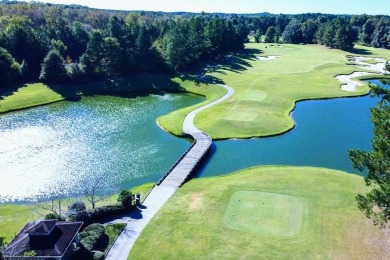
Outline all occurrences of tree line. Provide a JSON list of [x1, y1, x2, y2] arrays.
[[0, 2, 247, 88], [1, 1, 389, 89], [247, 13, 390, 50]]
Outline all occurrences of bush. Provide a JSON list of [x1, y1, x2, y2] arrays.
[[92, 250, 105, 260], [69, 201, 87, 212], [79, 224, 108, 252], [44, 212, 65, 221], [73, 246, 93, 260], [117, 190, 133, 208], [68, 203, 134, 224], [68, 201, 88, 221]]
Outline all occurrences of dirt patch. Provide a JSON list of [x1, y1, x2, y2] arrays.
[[189, 192, 203, 210], [346, 218, 390, 259]]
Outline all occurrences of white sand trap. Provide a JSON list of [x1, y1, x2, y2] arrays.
[[337, 56, 386, 92], [349, 56, 386, 73], [336, 72, 373, 91], [257, 56, 277, 61]]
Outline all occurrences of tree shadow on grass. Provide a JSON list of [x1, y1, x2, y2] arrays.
[[97, 206, 145, 224], [179, 48, 263, 86], [0, 83, 27, 101], [48, 73, 186, 101], [347, 47, 373, 56]]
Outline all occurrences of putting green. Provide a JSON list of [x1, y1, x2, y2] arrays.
[[240, 91, 268, 102], [131, 166, 389, 259], [223, 191, 304, 237], [159, 44, 390, 139]]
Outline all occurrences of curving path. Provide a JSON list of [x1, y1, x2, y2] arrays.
[[106, 84, 234, 260]]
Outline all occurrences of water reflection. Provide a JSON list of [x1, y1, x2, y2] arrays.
[[0, 94, 202, 202]]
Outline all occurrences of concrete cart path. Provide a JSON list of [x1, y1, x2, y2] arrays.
[[106, 84, 234, 260]]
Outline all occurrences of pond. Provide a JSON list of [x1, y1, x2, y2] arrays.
[[0, 93, 202, 202], [0, 79, 386, 203], [198, 79, 384, 178]]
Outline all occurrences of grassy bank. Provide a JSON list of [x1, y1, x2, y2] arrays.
[[0, 183, 153, 241], [0, 73, 193, 114], [130, 166, 388, 259], [2, 45, 389, 138], [159, 44, 390, 139], [0, 83, 64, 113]]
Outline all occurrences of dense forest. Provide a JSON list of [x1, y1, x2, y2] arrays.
[[0, 1, 389, 89]]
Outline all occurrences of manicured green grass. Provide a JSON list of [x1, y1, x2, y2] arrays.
[[0, 183, 153, 241], [157, 78, 226, 136], [223, 191, 304, 237], [130, 166, 388, 259], [0, 83, 64, 113], [0, 73, 187, 114], [159, 44, 390, 139]]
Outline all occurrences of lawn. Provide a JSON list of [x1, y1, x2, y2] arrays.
[[159, 43, 390, 139], [130, 166, 388, 259], [0, 83, 64, 113], [0, 183, 153, 241]]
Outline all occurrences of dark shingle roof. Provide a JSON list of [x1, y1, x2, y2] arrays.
[[25, 219, 57, 234], [4, 220, 83, 257]]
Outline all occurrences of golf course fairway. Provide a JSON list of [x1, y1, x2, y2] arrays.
[[159, 43, 390, 139], [130, 166, 389, 259]]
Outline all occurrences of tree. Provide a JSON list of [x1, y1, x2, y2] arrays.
[[264, 26, 276, 43], [81, 30, 105, 76], [101, 37, 122, 77], [39, 49, 67, 83], [51, 39, 67, 56], [282, 19, 303, 44], [1, 22, 48, 79], [301, 19, 318, 44], [117, 190, 133, 208], [334, 24, 357, 50], [360, 19, 376, 45], [84, 176, 110, 210], [0, 47, 20, 88], [348, 83, 390, 226]]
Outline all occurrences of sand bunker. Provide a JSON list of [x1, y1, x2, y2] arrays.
[[257, 56, 277, 61], [337, 56, 386, 92]]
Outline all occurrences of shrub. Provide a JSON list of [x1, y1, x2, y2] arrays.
[[92, 250, 105, 260], [69, 201, 87, 212], [68, 201, 88, 221], [44, 212, 65, 221], [117, 190, 133, 208], [79, 224, 108, 252]]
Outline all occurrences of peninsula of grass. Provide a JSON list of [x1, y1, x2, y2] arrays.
[[130, 166, 388, 259], [159, 43, 390, 139], [0, 183, 153, 241], [0, 83, 64, 113]]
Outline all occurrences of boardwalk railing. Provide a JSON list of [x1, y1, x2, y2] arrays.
[[156, 136, 197, 186]]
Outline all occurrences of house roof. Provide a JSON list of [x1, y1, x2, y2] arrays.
[[4, 220, 83, 258], [25, 219, 57, 235]]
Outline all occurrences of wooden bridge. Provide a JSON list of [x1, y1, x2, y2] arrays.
[[106, 84, 234, 260]]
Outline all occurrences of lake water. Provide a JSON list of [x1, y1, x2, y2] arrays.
[[198, 79, 384, 177], [0, 79, 386, 202], [0, 94, 202, 202]]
